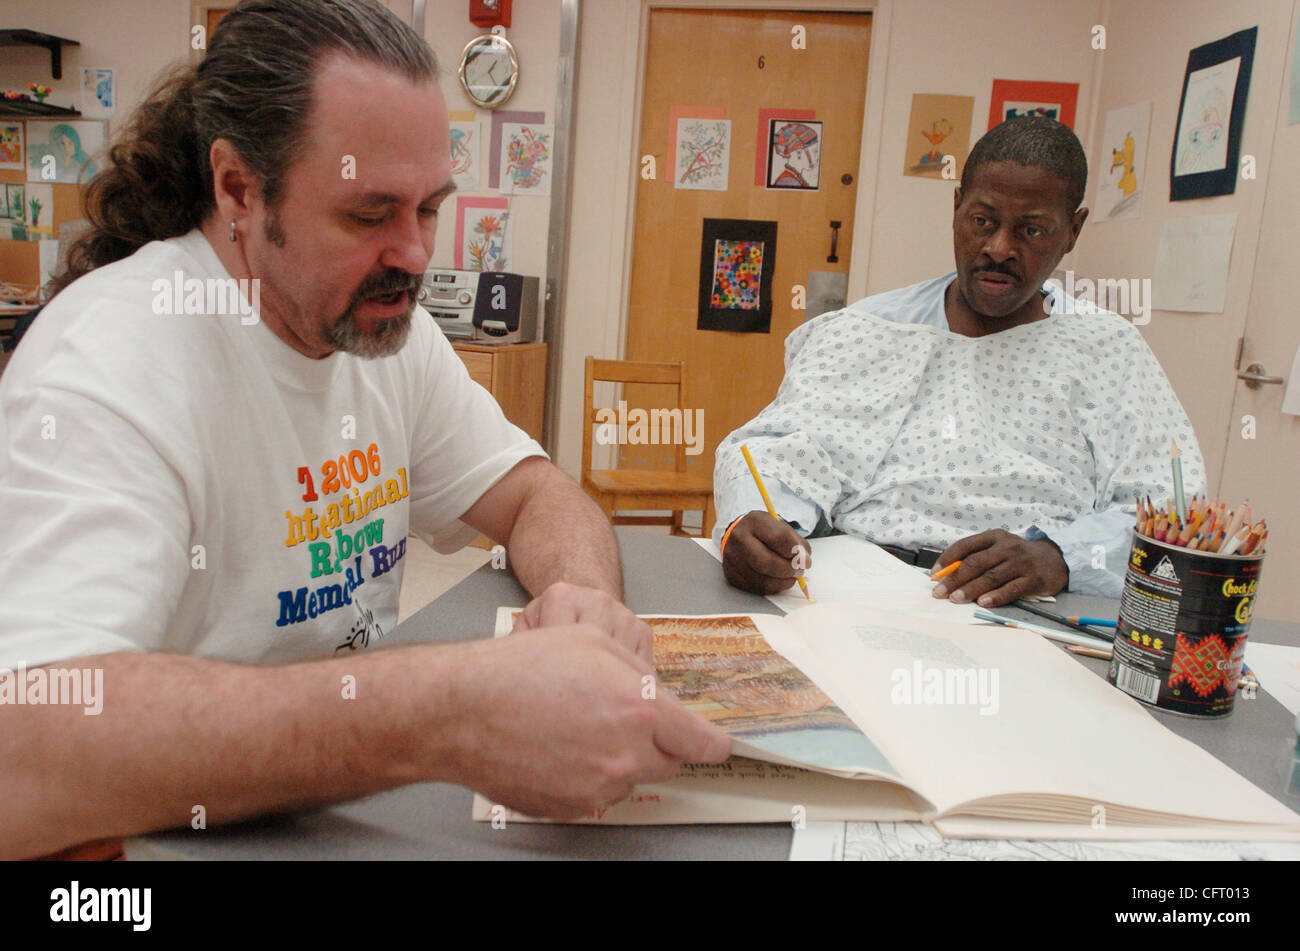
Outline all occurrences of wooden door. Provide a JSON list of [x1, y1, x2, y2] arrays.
[[1217, 8, 1300, 623], [623, 8, 871, 475]]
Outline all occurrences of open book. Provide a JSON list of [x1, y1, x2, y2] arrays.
[[474, 603, 1300, 839]]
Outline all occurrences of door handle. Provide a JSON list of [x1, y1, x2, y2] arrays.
[[1237, 363, 1284, 388], [827, 220, 841, 263]]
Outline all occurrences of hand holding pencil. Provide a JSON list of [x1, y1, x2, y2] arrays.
[[718, 446, 814, 599]]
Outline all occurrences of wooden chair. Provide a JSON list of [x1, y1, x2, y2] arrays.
[[581, 356, 715, 538]]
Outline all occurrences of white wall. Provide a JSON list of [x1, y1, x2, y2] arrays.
[[1070, 0, 1296, 490], [0, 0, 192, 127], [395, 0, 561, 282], [859, 0, 1105, 293]]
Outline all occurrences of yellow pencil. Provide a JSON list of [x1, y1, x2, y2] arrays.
[[740, 444, 811, 601]]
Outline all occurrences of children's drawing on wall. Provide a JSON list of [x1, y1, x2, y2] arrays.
[[1170, 28, 1255, 201], [753, 108, 813, 185], [487, 109, 544, 190], [696, 217, 777, 333], [1174, 59, 1238, 176], [448, 120, 480, 190], [24, 183, 54, 238], [4, 183, 25, 220], [80, 67, 115, 119], [674, 117, 731, 191], [1094, 101, 1150, 222], [1002, 101, 1060, 121], [766, 119, 821, 190], [466, 211, 509, 270], [1291, 20, 1300, 125], [903, 94, 974, 179], [987, 80, 1079, 131], [0, 123, 23, 171], [711, 239, 764, 310], [26, 121, 104, 184], [3, 183, 26, 238], [1152, 213, 1237, 313], [454, 196, 511, 272], [498, 122, 552, 195]]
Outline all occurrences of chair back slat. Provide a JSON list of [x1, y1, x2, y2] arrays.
[[588, 359, 682, 386]]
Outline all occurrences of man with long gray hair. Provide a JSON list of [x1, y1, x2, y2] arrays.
[[0, 0, 728, 859]]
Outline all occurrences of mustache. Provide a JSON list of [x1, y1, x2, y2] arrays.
[[353, 269, 423, 302], [974, 262, 1021, 281]]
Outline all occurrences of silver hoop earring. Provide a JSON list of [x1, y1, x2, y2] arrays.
[[229, 220, 238, 243]]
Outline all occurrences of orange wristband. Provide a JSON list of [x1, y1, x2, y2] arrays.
[[719, 516, 744, 560]]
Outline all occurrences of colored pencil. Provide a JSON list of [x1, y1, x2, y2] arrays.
[[740, 444, 811, 601], [1240, 522, 1266, 556], [1170, 442, 1186, 524], [1067, 616, 1119, 628], [1068, 645, 1114, 660], [931, 560, 962, 582], [1012, 600, 1113, 638], [974, 608, 1114, 651], [1176, 510, 1204, 547], [1221, 525, 1250, 556], [1217, 506, 1245, 553]]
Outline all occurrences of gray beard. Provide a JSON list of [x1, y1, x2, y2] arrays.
[[326, 304, 415, 359]]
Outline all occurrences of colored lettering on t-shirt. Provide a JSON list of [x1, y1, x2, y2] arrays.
[[274, 441, 409, 630]]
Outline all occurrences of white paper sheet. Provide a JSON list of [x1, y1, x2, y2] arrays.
[[1281, 344, 1300, 416], [1246, 641, 1300, 717], [1152, 213, 1237, 313], [790, 820, 1300, 861], [695, 535, 978, 622]]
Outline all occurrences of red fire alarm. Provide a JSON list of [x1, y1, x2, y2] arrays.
[[470, 0, 512, 28]]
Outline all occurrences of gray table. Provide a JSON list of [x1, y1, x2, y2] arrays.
[[128, 529, 1300, 860]]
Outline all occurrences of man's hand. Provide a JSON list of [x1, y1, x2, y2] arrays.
[[721, 511, 812, 596], [930, 530, 1068, 607], [456, 625, 732, 819], [513, 581, 653, 663]]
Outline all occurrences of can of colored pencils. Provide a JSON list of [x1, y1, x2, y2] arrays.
[[1109, 530, 1264, 718]]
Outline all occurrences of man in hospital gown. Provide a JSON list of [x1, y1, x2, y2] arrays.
[[714, 117, 1205, 603]]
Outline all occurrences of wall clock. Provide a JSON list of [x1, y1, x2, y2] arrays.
[[458, 34, 518, 109]]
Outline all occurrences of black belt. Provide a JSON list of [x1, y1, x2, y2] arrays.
[[877, 544, 943, 570]]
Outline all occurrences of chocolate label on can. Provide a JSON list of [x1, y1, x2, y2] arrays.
[[1110, 533, 1260, 718]]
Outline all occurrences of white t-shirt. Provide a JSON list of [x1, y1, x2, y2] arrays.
[[0, 229, 544, 668]]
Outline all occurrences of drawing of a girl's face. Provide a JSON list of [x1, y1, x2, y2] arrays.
[[52, 126, 81, 161]]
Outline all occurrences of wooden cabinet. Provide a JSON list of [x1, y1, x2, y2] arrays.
[[452, 341, 547, 443]]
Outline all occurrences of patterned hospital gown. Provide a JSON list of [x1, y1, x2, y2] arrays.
[[713, 273, 1207, 597]]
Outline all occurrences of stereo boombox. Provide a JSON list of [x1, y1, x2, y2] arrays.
[[419, 269, 539, 344]]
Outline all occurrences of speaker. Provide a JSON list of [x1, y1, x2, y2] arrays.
[[472, 272, 539, 344]]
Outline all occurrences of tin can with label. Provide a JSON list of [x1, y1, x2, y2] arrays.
[[1108, 531, 1263, 718]]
